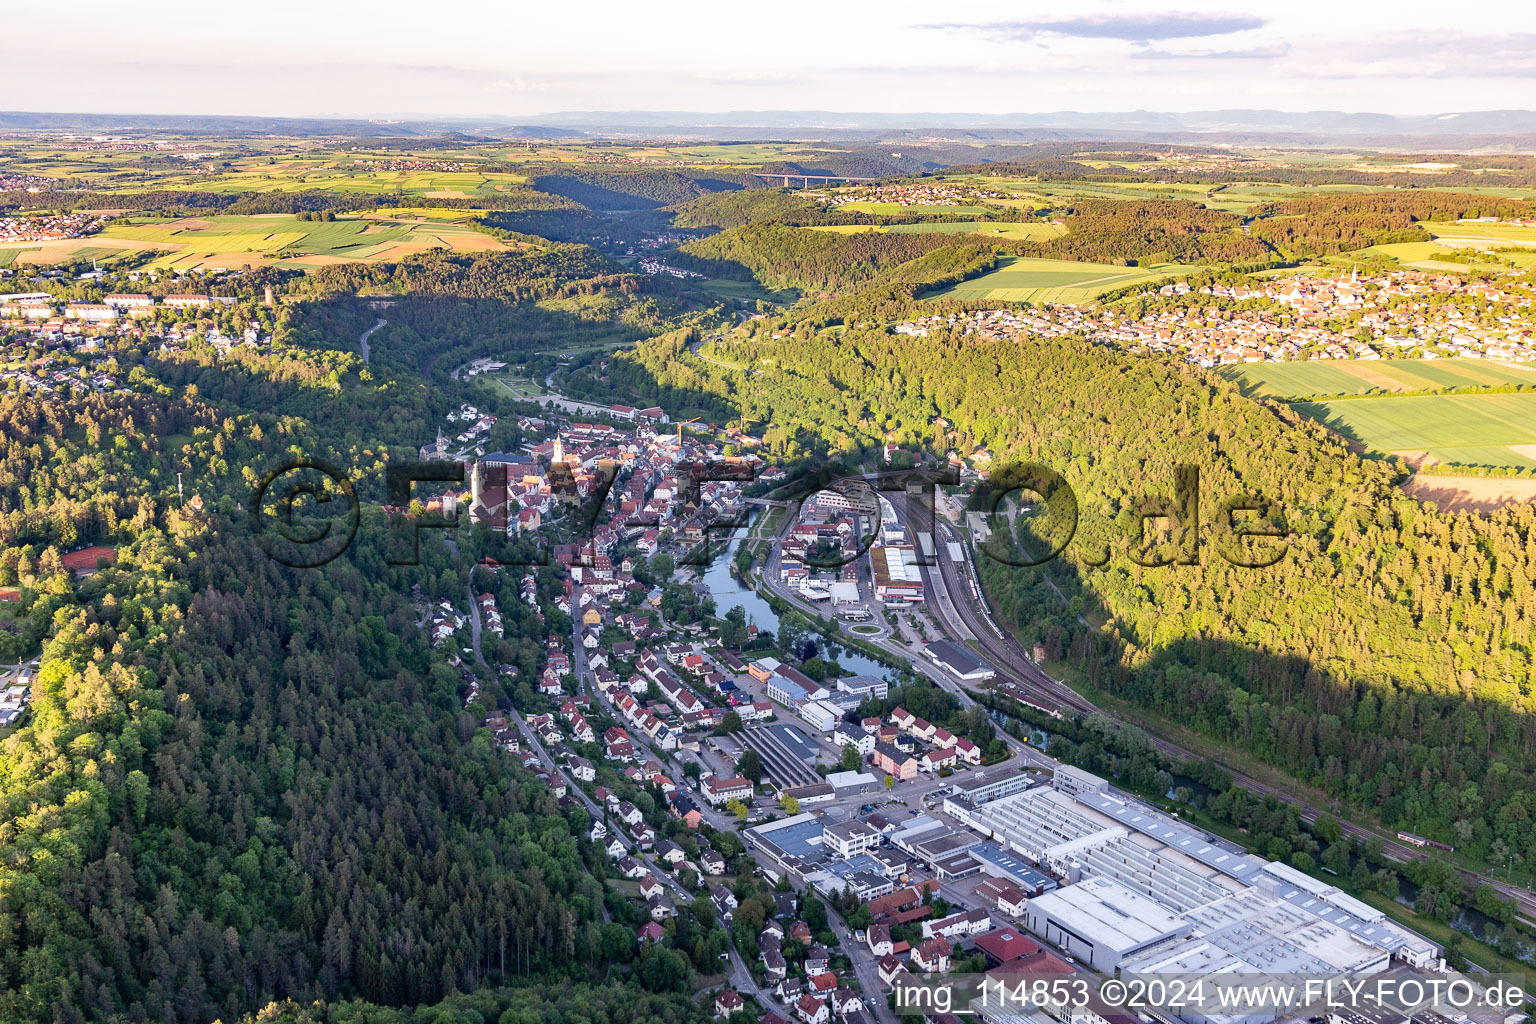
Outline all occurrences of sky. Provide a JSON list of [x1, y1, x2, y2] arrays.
[[3, 0, 1535, 119]]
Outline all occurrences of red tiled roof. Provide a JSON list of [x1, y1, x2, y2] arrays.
[[973, 928, 1040, 965]]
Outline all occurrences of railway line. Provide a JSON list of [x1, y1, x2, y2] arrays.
[[886, 492, 1536, 927]]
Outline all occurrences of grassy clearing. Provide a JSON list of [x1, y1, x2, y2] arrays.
[[366, 207, 489, 221], [1292, 392, 1536, 468], [891, 220, 1065, 240], [695, 278, 799, 304], [926, 255, 1195, 303], [1221, 358, 1536, 399], [480, 375, 550, 399]]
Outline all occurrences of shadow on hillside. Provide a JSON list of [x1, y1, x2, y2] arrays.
[[589, 355, 1536, 844]]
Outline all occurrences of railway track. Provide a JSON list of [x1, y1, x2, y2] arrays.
[[893, 493, 1536, 926]]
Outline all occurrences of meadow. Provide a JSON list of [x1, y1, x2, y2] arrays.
[[1221, 357, 1536, 399], [1291, 392, 1536, 469], [926, 255, 1195, 303]]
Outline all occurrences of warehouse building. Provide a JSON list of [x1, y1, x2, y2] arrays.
[[924, 639, 996, 681], [798, 698, 842, 733], [1025, 876, 1189, 971], [870, 543, 924, 604]]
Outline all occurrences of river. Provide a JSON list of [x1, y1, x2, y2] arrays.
[[699, 528, 894, 681]]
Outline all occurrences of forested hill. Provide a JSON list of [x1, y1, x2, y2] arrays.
[[531, 168, 765, 210], [673, 224, 973, 293], [0, 298, 724, 1024], [605, 322, 1536, 869]]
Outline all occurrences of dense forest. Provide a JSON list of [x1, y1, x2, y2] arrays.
[[1020, 199, 1273, 265], [674, 224, 965, 292], [1246, 192, 1535, 258], [0, 290, 742, 1023], [530, 168, 764, 210]]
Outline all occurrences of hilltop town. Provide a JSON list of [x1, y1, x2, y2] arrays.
[[895, 267, 1536, 365]]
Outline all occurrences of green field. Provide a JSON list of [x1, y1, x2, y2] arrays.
[[481, 375, 549, 399], [1222, 358, 1536, 399], [1292, 392, 1536, 468], [1349, 239, 1517, 274], [165, 169, 528, 197], [43, 213, 510, 271], [0, 247, 37, 267], [927, 255, 1195, 303]]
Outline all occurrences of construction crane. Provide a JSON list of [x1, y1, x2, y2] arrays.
[[675, 416, 701, 442], [736, 414, 760, 434]]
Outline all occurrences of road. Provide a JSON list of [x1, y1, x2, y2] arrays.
[[727, 946, 787, 1018], [0, 656, 39, 685], [689, 334, 759, 374], [358, 317, 386, 364], [828, 909, 899, 1024]]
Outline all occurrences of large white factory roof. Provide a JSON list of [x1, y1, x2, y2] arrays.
[[1028, 876, 1189, 954]]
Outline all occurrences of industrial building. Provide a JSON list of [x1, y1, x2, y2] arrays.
[[968, 841, 1058, 897], [924, 639, 996, 681], [944, 766, 1047, 821], [890, 815, 985, 878], [869, 544, 924, 604], [825, 769, 880, 795], [970, 772, 1438, 976], [798, 698, 842, 732], [1025, 876, 1190, 971]]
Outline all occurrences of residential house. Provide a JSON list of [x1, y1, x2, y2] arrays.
[[872, 741, 918, 781], [923, 907, 990, 941], [714, 989, 745, 1018], [648, 893, 676, 920], [912, 936, 953, 973], [795, 995, 829, 1024], [866, 924, 893, 958], [701, 775, 754, 807]]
